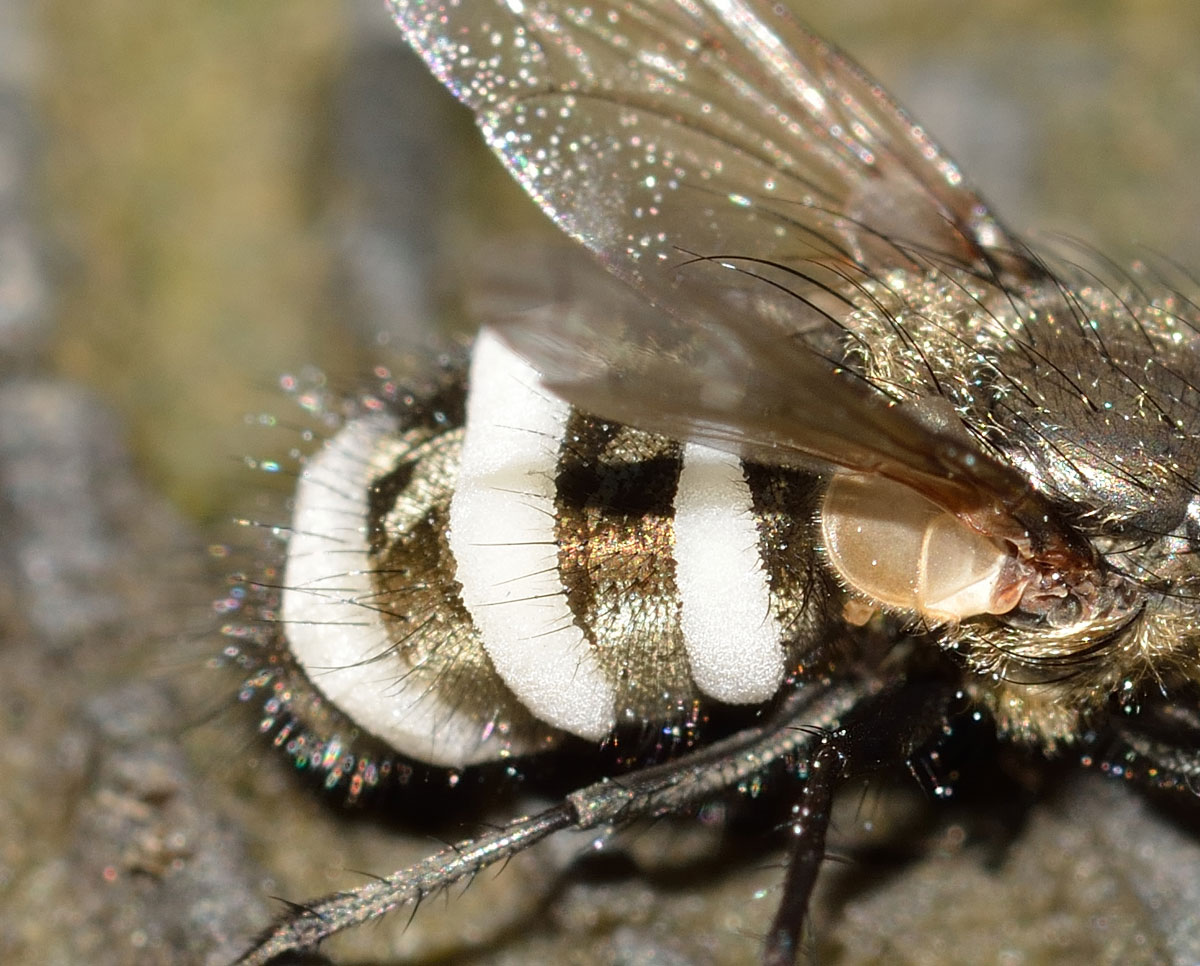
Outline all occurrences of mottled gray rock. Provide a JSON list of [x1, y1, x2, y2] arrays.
[[0, 382, 267, 966], [828, 776, 1200, 966]]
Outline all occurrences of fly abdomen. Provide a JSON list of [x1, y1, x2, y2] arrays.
[[282, 409, 557, 769], [278, 329, 832, 771]]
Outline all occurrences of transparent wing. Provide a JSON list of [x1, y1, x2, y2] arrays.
[[470, 241, 1034, 521], [390, 0, 1031, 277], [390, 0, 1044, 520]]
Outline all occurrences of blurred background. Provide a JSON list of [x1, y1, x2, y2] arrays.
[[3, 0, 1200, 963]]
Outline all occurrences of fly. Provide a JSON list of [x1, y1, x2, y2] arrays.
[[229, 2, 1200, 963]]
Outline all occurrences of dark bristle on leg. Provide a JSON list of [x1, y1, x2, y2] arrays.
[[235, 682, 876, 965]]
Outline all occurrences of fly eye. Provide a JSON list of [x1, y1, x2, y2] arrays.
[[821, 472, 1025, 623]]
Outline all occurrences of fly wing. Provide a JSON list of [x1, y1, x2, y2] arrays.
[[390, 0, 1043, 518], [390, 0, 1032, 278], [471, 241, 1032, 519]]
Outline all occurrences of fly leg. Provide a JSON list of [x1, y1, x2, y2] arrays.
[[764, 739, 841, 966], [763, 678, 962, 965], [234, 681, 860, 965]]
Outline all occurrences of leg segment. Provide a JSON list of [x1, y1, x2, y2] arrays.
[[235, 675, 956, 966], [235, 681, 860, 965], [763, 740, 841, 966], [763, 675, 962, 964]]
